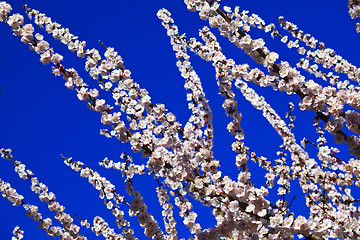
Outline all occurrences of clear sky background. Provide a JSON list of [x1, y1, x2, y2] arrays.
[[0, 0, 359, 239]]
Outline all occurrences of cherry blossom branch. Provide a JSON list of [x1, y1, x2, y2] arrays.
[[185, 0, 360, 161], [0, 177, 72, 239], [77, 215, 126, 240], [0, 148, 86, 239], [63, 154, 174, 239]]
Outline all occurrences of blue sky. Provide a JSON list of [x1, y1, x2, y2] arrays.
[[0, 0, 359, 239]]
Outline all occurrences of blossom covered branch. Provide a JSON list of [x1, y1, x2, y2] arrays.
[[1, 1, 360, 239]]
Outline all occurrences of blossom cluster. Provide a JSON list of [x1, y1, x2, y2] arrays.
[[347, 0, 360, 32]]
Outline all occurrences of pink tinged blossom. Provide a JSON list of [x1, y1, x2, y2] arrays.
[[7, 13, 23, 29], [294, 216, 309, 234], [77, 48, 85, 58], [89, 88, 99, 99], [349, 5, 360, 19], [235, 153, 248, 166], [251, 38, 265, 51], [38, 217, 52, 230], [80, 168, 90, 178], [52, 67, 61, 76], [25, 205, 42, 221], [98, 62, 109, 76], [104, 82, 113, 90], [35, 40, 50, 54], [40, 51, 52, 65], [324, 118, 343, 133], [239, 35, 252, 49], [299, 96, 313, 111], [245, 203, 255, 213], [265, 52, 279, 66], [64, 77, 74, 89], [281, 35, 288, 43], [270, 215, 283, 228], [20, 24, 34, 43], [85, 58, 97, 70], [48, 201, 63, 212], [277, 187, 286, 195], [283, 215, 294, 229], [0, 180, 24, 206], [39, 191, 55, 202], [109, 69, 122, 82], [76, 87, 89, 101], [51, 53, 63, 64], [317, 146, 331, 161], [228, 200, 239, 212], [46, 226, 63, 237], [317, 218, 332, 232], [106, 200, 113, 209], [0, 2, 12, 22]]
